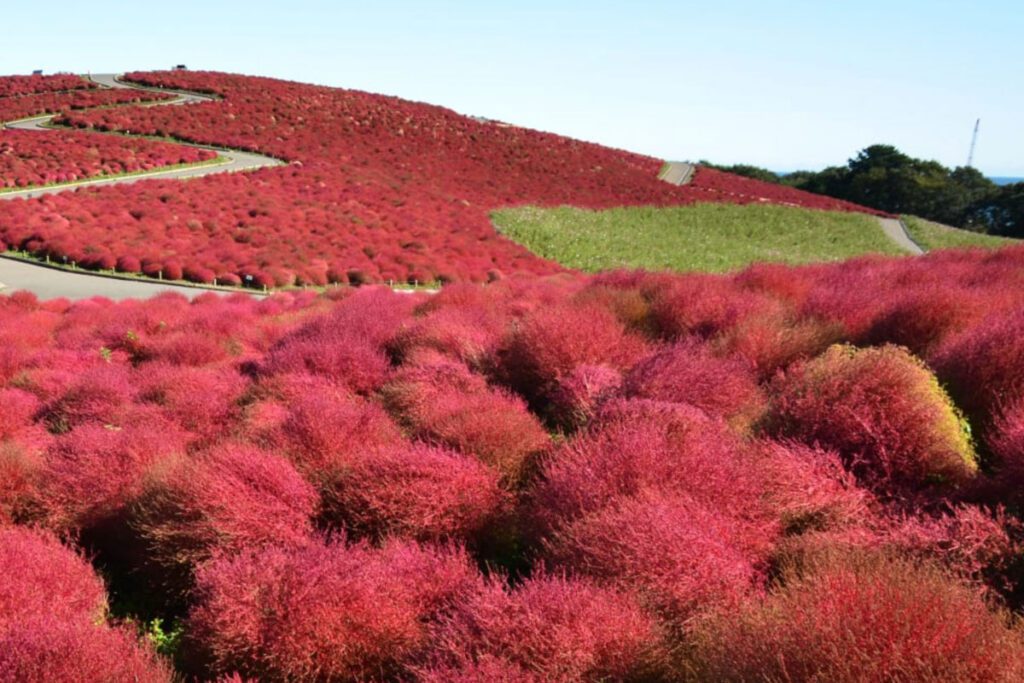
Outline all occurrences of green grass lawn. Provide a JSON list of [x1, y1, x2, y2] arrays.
[[493, 203, 905, 274], [902, 215, 1018, 251]]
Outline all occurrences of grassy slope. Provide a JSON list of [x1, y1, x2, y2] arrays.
[[903, 215, 1019, 251], [493, 203, 904, 274]]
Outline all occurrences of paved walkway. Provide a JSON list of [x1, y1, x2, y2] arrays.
[[0, 256, 258, 300], [659, 161, 696, 185], [0, 73, 284, 298], [877, 217, 925, 255]]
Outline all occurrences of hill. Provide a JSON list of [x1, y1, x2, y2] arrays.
[[4, 70, 885, 288]]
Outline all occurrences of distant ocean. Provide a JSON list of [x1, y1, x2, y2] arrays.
[[991, 177, 1023, 186]]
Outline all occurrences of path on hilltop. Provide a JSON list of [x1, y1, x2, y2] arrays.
[[659, 161, 696, 186], [0, 74, 283, 298], [877, 217, 925, 255]]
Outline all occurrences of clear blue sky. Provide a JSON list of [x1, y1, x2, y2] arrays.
[[5, 1, 1022, 176]]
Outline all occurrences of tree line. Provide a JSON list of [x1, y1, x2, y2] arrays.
[[705, 145, 1023, 238]]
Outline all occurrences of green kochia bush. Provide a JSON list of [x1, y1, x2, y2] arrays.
[[765, 344, 977, 494]]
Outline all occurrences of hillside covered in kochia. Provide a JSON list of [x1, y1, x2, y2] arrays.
[[3, 70, 883, 288]]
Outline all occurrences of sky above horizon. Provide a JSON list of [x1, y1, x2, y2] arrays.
[[5, 1, 1022, 176]]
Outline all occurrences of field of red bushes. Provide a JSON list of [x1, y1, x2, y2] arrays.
[[0, 88, 175, 124], [0, 129, 217, 189], [3, 243, 1024, 680], [1, 70, 886, 287], [0, 73, 94, 98]]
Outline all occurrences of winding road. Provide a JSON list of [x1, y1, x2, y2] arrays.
[[0, 74, 282, 299]]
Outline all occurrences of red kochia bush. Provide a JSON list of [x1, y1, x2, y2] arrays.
[[545, 492, 764, 626], [423, 574, 668, 682], [381, 357, 550, 485], [38, 416, 189, 535], [766, 344, 977, 493], [622, 341, 767, 432], [0, 526, 107, 630], [991, 398, 1024, 496], [546, 363, 623, 431], [690, 553, 1024, 682], [391, 295, 508, 368], [250, 374, 404, 481], [321, 441, 507, 543], [530, 399, 762, 540], [930, 309, 1024, 428], [495, 303, 647, 406], [0, 440, 42, 525], [135, 363, 248, 440], [647, 274, 779, 341], [186, 538, 483, 681], [259, 288, 418, 393], [0, 616, 172, 683], [753, 440, 874, 536], [0, 388, 40, 440], [131, 444, 317, 591], [39, 362, 139, 432], [714, 309, 844, 379], [864, 286, 986, 356]]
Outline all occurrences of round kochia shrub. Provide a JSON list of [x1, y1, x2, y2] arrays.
[[495, 303, 647, 405], [530, 399, 762, 540], [0, 526, 107, 630], [421, 574, 668, 682], [545, 492, 763, 626], [250, 375, 404, 481], [186, 538, 483, 681], [0, 440, 42, 525], [0, 616, 172, 683], [990, 398, 1024, 499], [930, 309, 1024, 429], [381, 357, 550, 485], [766, 344, 977, 493], [38, 416, 189, 535], [690, 553, 1024, 682], [130, 444, 318, 593], [622, 341, 767, 432], [321, 441, 507, 543]]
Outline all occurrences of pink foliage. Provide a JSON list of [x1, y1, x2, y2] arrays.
[[931, 309, 1024, 428], [0, 616, 172, 683], [382, 357, 549, 484], [622, 341, 766, 431], [495, 303, 648, 405], [39, 416, 189, 534], [0, 526, 107, 629], [322, 441, 507, 543], [187, 538, 483, 681], [990, 398, 1024, 494], [530, 399, 763, 539], [691, 553, 1024, 682], [131, 444, 317, 589], [545, 492, 764, 625], [424, 574, 668, 682], [753, 440, 875, 535]]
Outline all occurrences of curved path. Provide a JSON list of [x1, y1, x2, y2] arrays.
[[0, 74, 283, 299]]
